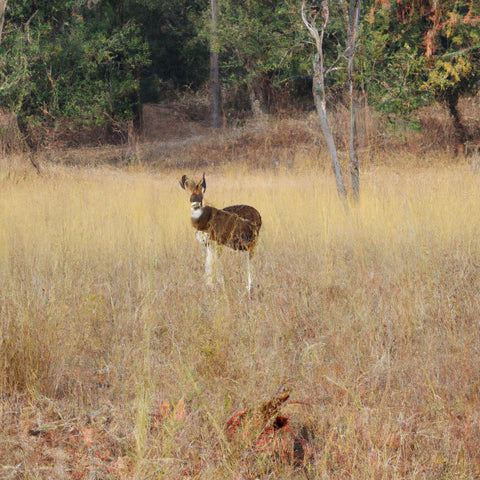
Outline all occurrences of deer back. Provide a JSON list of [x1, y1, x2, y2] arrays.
[[223, 205, 262, 231]]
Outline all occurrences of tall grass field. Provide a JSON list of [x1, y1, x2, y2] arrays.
[[1, 163, 480, 478]]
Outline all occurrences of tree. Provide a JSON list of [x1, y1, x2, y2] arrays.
[[422, 0, 480, 148], [342, 0, 361, 201], [361, 0, 480, 148], [210, 0, 222, 128], [359, 2, 431, 121], [0, 1, 150, 146], [130, 0, 209, 101], [301, 0, 347, 203], [216, 0, 305, 114]]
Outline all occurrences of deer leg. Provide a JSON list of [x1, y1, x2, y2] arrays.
[[196, 231, 214, 286], [205, 243, 215, 286], [215, 247, 224, 285], [246, 251, 252, 294]]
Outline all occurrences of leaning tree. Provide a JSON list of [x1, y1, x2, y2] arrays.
[[301, 0, 361, 204]]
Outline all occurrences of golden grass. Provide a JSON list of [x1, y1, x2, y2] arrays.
[[1, 162, 480, 478]]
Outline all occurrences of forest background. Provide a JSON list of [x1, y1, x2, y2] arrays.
[[0, 0, 479, 155]]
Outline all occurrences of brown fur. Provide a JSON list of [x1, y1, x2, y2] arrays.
[[192, 205, 259, 253], [223, 205, 262, 231], [180, 174, 262, 257]]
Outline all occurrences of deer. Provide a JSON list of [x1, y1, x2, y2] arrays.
[[180, 173, 262, 293]]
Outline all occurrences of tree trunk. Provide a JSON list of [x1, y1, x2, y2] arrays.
[[312, 62, 347, 201], [0, 0, 7, 45], [210, 0, 222, 128], [349, 76, 359, 201], [446, 93, 467, 155], [346, 0, 361, 202], [302, 1, 347, 204]]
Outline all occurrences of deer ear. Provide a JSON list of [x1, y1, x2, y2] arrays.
[[201, 173, 206, 192], [179, 175, 189, 190]]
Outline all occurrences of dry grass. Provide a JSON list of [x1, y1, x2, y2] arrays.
[[1, 160, 480, 479]]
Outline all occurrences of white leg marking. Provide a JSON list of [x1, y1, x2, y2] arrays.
[[205, 243, 214, 286], [195, 231, 213, 285], [246, 252, 252, 294], [196, 230, 210, 248], [215, 248, 224, 285]]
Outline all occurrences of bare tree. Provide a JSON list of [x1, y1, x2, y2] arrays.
[[301, 1, 347, 203], [210, 0, 222, 128]]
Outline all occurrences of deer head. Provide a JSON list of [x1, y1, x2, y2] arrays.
[[180, 173, 206, 209]]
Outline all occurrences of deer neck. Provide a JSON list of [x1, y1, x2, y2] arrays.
[[190, 203, 213, 231]]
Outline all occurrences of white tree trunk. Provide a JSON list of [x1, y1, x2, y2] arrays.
[[302, 1, 347, 204]]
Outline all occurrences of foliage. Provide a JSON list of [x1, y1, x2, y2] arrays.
[[213, 0, 310, 109], [427, 55, 473, 94], [0, 1, 150, 138], [361, 0, 480, 121], [423, 2, 480, 104], [359, 2, 431, 118], [1, 0, 479, 143], [127, 0, 209, 100]]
